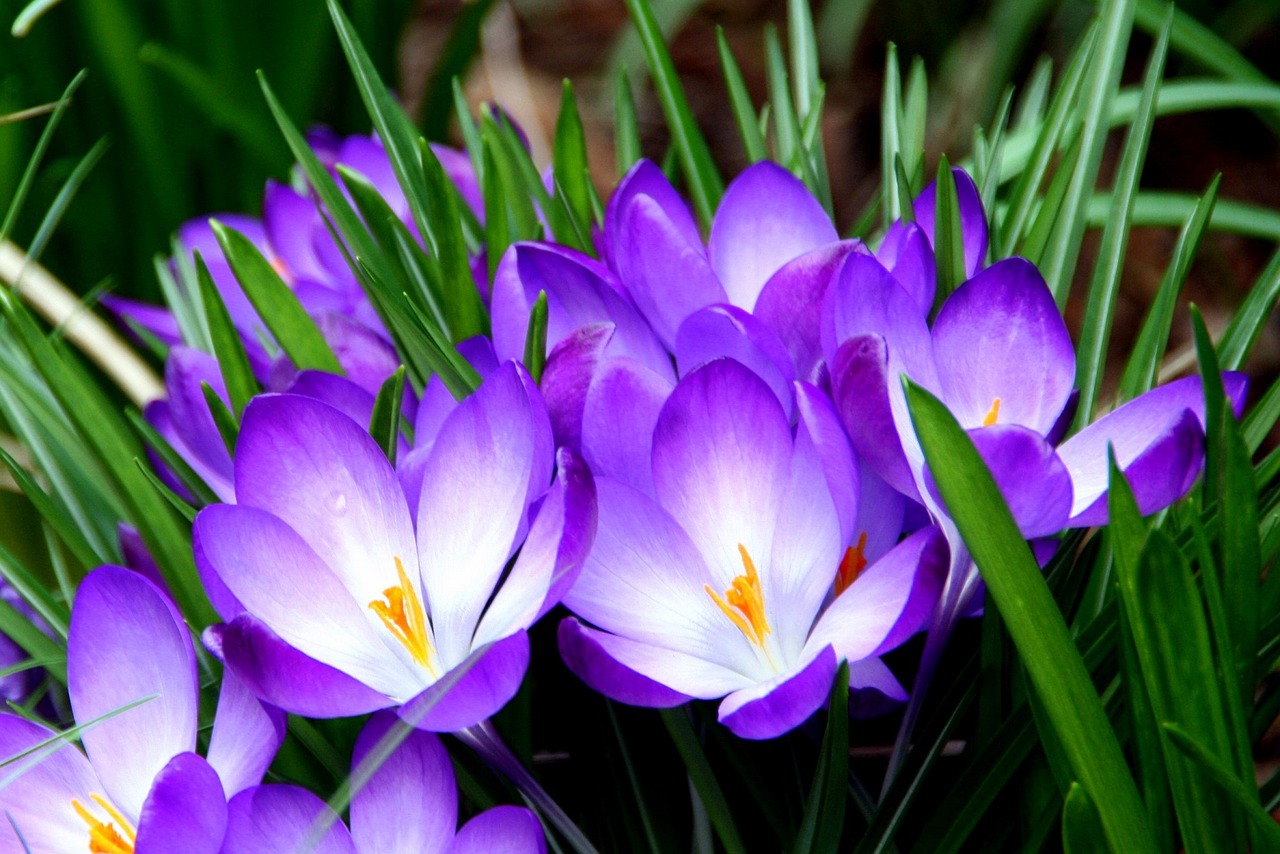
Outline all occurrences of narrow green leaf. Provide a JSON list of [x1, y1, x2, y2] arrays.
[[614, 66, 643, 179], [522, 292, 549, 385], [132, 459, 198, 524], [881, 44, 904, 227], [1118, 175, 1219, 401], [1244, 373, 1280, 454], [1163, 722, 1280, 851], [787, 0, 821, 121], [124, 409, 219, 508], [0, 592, 63, 684], [1219, 247, 1280, 371], [904, 380, 1156, 854], [765, 25, 802, 175], [419, 0, 498, 140], [931, 157, 966, 312], [793, 661, 849, 854], [1019, 132, 1083, 265], [620, 0, 723, 227], [194, 253, 257, 416], [0, 540, 68, 641], [368, 366, 406, 466], [553, 80, 594, 250], [1132, 0, 1268, 84], [1062, 782, 1106, 854], [0, 443, 101, 572], [660, 708, 746, 854], [900, 56, 927, 185], [418, 137, 488, 341], [1073, 8, 1169, 429], [1085, 193, 1280, 242], [717, 28, 768, 163], [211, 221, 342, 374], [452, 79, 485, 187], [201, 383, 239, 457]]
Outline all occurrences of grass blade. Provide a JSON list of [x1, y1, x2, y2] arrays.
[[717, 28, 767, 164], [793, 662, 849, 854], [660, 708, 746, 854], [368, 366, 406, 466], [194, 253, 257, 416]]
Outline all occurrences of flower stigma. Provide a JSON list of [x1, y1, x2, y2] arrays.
[[982, 397, 1001, 427], [706, 544, 773, 649], [71, 794, 135, 854], [834, 532, 869, 596], [368, 557, 438, 676]]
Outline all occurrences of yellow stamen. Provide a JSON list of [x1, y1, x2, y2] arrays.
[[705, 544, 772, 648], [982, 397, 1001, 427], [368, 557, 437, 676], [835, 532, 869, 596], [71, 794, 135, 854]]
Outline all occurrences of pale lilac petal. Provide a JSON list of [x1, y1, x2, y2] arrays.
[[474, 449, 597, 644], [398, 632, 530, 732], [222, 785, 356, 854], [805, 526, 947, 661], [206, 619, 392, 718], [351, 713, 456, 854], [876, 222, 936, 313], [709, 162, 837, 310], [414, 337, 500, 449], [754, 241, 865, 381], [541, 323, 613, 451], [195, 505, 422, 699], [449, 806, 546, 854], [234, 394, 419, 617], [417, 364, 546, 666], [581, 357, 673, 495], [68, 566, 198, 819], [651, 360, 791, 591], [932, 258, 1074, 433], [794, 382, 860, 546], [913, 168, 988, 277], [206, 668, 285, 798], [557, 618, 691, 707], [0, 715, 102, 852], [613, 194, 724, 349], [283, 370, 379, 433], [561, 622, 750, 700], [163, 346, 234, 493], [830, 335, 919, 500], [134, 753, 226, 854], [718, 646, 837, 740], [854, 468, 908, 565], [675, 305, 796, 416]]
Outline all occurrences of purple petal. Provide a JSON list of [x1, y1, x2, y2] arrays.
[[0, 715, 102, 852], [101, 294, 182, 350], [207, 618, 392, 718], [338, 136, 406, 215], [351, 712, 456, 854], [433, 143, 485, 221], [312, 313, 400, 397], [847, 658, 908, 718], [557, 618, 691, 707], [794, 382, 860, 546], [876, 222, 936, 313], [805, 526, 947, 661], [675, 305, 796, 416], [449, 806, 546, 854], [206, 667, 285, 798], [718, 646, 837, 740], [283, 370, 379, 432], [68, 566, 198, 819], [117, 522, 169, 597], [854, 468, 908, 566], [222, 785, 356, 854], [162, 347, 234, 497], [708, 162, 837, 310], [651, 359, 791, 591], [913, 168, 988, 277], [263, 180, 329, 284], [414, 336, 500, 449], [830, 335, 919, 500], [134, 753, 227, 854], [540, 323, 613, 451], [580, 357, 673, 495], [398, 632, 530, 732], [605, 160, 701, 255], [931, 258, 1074, 434], [754, 241, 865, 381]]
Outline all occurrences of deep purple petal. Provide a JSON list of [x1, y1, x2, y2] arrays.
[[708, 162, 838, 310], [718, 646, 837, 740], [263, 180, 329, 284], [932, 258, 1074, 434], [913, 168, 988, 277], [605, 160, 701, 256], [876, 222, 936, 313], [540, 323, 613, 451], [206, 667, 286, 798], [398, 632, 530, 732], [449, 806, 546, 854], [351, 712, 456, 854], [580, 357, 673, 495], [162, 347, 234, 498], [675, 305, 796, 416], [830, 335, 919, 500], [847, 658, 908, 718], [101, 294, 182, 350], [283, 370, 379, 433], [117, 522, 170, 597], [794, 382, 860, 546], [557, 618, 691, 707], [134, 753, 227, 854], [69, 566, 198, 819], [222, 785, 356, 854], [207, 618, 392, 718]]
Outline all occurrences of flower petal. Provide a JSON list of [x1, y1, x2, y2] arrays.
[[351, 712, 456, 854], [557, 618, 691, 707], [0, 715, 102, 852], [449, 806, 546, 854], [794, 382, 860, 546], [398, 632, 531, 732], [708, 162, 838, 310], [68, 566, 198, 820], [912, 168, 988, 277], [561, 621, 749, 700], [718, 646, 837, 740], [605, 159, 702, 259], [830, 335, 919, 500], [847, 657, 908, 718], [134, 753, 227, 854], [580, 357, 673, 496], [540, 323, 614, 452], [222, 785, 356, 854], [876, 222, 936, 313], [675, 305, 796, 416], [206, 667, 286, 798], [931, 258, 1074, 433]]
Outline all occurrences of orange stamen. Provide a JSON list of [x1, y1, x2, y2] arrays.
[[71, 794, 135, 854], [982, 397, 1001, 427], [368, 557, 437, 676], [705, 544, 772, 648], [835, 532, 869, 596]]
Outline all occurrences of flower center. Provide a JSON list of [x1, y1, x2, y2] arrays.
[[368, 557, 437, 676], [982, 397, 1001, 427], [706, 544, 772, 648], [834, 532, 869, 596], [71, 794, 135, 854]]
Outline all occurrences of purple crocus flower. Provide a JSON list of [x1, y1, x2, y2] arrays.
[[559, 359, 945, 739], [221, 713, 544, 853], [0, 566, 283, 852], [194, 363, 595, 731]]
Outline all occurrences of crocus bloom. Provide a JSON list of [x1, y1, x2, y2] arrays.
[[195, 363, 595, 731], [0, 566, 282, 852], [221, 712, 544, 853], [559, 359, 944, 739]]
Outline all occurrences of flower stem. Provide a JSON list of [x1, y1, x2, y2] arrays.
[[457, 720, 599, 854]]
